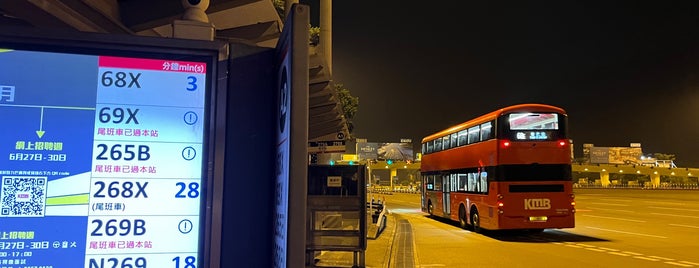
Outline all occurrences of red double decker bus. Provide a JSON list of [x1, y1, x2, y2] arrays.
[[420, 103, 575, 233]]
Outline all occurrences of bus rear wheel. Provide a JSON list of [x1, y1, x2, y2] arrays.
[[427, 201, 434, 216], [470, 209, 481, 233], [458, 206, 467, 229]]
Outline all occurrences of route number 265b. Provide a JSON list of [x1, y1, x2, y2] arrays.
[[96, 144, 150, 161]]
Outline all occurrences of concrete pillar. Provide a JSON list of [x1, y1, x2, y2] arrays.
[[320, 0, 332, 75], [285, 0, 299, 18], [650, 173, 661, 188], [390, 168, 397, 190], [600, 171, 610, 187]]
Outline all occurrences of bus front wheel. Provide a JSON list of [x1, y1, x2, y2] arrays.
[[458, 206, 467, 229], [470, 209, 481, 233]]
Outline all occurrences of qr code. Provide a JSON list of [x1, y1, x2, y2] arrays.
[[1, 176, 47, 217]]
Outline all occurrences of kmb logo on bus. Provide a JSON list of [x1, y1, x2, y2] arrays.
[[524, 198, 551, 210]]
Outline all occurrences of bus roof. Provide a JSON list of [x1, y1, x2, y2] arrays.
[[421, 103, 566, 143]]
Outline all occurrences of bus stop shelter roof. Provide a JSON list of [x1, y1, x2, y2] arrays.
[[0, 0, 348, 141]]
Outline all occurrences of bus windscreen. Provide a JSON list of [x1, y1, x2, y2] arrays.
[[505, 113, 563, 141]]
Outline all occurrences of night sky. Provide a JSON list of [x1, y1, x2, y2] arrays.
[[311, 1, 699, 167]]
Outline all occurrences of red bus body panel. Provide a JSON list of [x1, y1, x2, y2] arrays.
[[420, 103, 575, 231], [420, 140, 497, 172]]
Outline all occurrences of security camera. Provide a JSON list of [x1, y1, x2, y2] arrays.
[[181, 0, 210, 22], [182, 0, 209, 9]]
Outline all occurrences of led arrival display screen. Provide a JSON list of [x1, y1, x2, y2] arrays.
[[0, 37, 216, 268]]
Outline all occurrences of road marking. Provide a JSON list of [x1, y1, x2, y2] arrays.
[[608, 252, 630, 257], [420, 265, 446, 267], [651, 212, 699, 219], [644, 201, 686, 206], [587, 207, 635, 213], [597, 198, 633, 202], [666, 262, 694, 267], [585, 226, 668, 238], [648, 206, 699, 212], [669, 223, 699, 229], [584, 247, 606, 252], [582, 215, 646, 223], [597, 247, 619, 251], [634, 256, 660, 261], [622, 251, 643, 256], [679, 261, 699, 266], [649, 256, 675, 261], [564, 243, 584, 249], [587, 202, 631, 207]]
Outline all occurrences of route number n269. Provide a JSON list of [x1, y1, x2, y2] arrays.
[[89, 257, 146, 268]]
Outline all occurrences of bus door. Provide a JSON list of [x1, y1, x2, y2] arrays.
[[442, 174, 450, 215]]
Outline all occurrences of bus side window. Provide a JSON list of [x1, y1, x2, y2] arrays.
[[457, 130, 467, 146], [458, 173, 467, 191], [467, 173, 477, 192], [480, 122, 493, 141], [468, 126, 480, 144], [480, 171, 488, 193], [450, 133, 458, 148]]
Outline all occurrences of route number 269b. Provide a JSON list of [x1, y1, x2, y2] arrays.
[[90, 219, 146, 236]]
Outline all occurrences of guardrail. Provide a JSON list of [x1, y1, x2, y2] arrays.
[[366, 201, 387, 238], [574, 183, 699, 190], [368, 187, 420, 195]]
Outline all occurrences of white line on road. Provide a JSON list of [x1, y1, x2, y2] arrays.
[[648, 206, 699, 212], [666, 262, 694, 267], [584, 247, 606, 252], [587, 207, 635, 213], [582, 214, 646, 223], [608, 252, 630, 257], [644, 201, 686, 206], [586, 227, 668, 238], [634, 256, 660, 261], [420, 264, 446, 267], [651, 212, 699, 219], [597, 198, 633, 202], [648, 256, 675, 261], [597, 247, 619, 251], [669, 223, 699, 229], [679, 261, 699, 266], [587, 202, 631, 207], [622, 251, 643, 256]]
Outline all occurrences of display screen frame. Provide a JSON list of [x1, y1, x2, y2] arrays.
[[0, 26, 225, 268]]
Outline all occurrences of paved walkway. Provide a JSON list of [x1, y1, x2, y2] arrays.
[[308, 212, 397, 268]]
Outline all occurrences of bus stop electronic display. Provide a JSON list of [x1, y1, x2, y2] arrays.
[[0, 35, 217, 267]]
